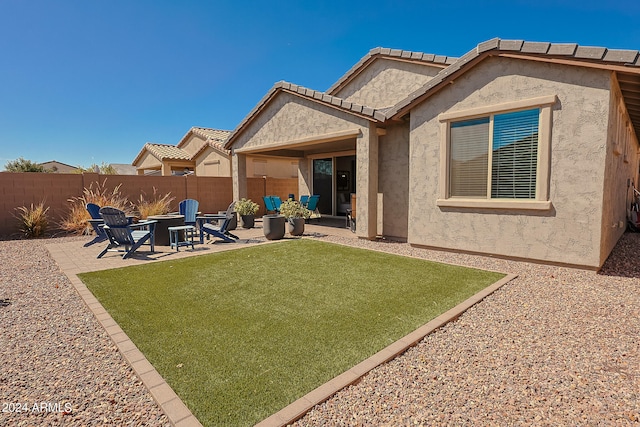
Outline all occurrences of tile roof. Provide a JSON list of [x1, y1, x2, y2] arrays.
[[143, 143, 191, 161], [386, 38, 640, 120], [225, 39, 640, 150], [178, 127, 231, 153], [326, 47, 457, 95]]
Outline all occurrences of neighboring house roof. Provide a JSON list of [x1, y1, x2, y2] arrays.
[[385, 38, 640, 136], [39, 160, 79, 172], [177, 126, 231, 154], [326, 47, 457, 96], [133, 127, 233, 167], [132, 143, 191, 165], [109, 163, 137, 175], [224, 81, 389, 149]]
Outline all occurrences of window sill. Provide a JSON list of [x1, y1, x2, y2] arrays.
[[436, 198, 552, 210]]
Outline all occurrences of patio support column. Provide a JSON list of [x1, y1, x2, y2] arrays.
[[356, 123, 379, 239], [298, 159, 311, 196], [232, 151, 248, 201]]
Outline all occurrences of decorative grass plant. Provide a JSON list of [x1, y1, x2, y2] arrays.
[[135, 187, 174, 219], [14, 201, 49, 238], [60, 179, 131, 235], [79, 240, 505, 426]]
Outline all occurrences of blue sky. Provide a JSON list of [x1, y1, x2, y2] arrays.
[[2, 0, 640, 168]]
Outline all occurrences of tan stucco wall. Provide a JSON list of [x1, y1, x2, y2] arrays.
[[333, 59, 442, 108], [408, 56, 612, 268], [600, 83, 640, 263], [246, 156, 299, 179], [135, 151, 162, 170], [378, 123, 410, 239], [180, 134, 206, 156], [232, 92, 371, 152], [195, 147, 232, 177]]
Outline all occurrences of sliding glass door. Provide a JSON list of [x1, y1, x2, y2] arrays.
[[312, 158, 333, 215]]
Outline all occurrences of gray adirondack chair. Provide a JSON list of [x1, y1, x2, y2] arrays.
[[97, 207, 157, 259], [200, 202, 238, 243]]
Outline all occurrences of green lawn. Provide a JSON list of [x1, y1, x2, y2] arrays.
[[79, 239, 504, 426]]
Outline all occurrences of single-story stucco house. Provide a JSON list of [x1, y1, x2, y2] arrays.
[[133, 126, 298, 178], [224, 38, 640, 269], [39, 160, 80, 173]]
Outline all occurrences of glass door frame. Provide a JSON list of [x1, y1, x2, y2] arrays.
[[308, 150, 356, 217]]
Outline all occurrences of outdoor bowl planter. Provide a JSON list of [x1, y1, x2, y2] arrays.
[[287, 217, 305, 236], [279, 198, 310, 237], [240, 214, 255, 229], [263, 214, 285, 240], [235, 198, 259, 229]]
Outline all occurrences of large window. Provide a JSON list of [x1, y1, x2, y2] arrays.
[[438, 95, 555, 210], [450, 109, 539, 199]]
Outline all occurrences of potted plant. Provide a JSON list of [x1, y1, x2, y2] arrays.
[[235, 198, 259, 228], [278, 198, 310, 236]]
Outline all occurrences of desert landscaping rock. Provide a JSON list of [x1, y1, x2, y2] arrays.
[[0, 237, 169, 426]]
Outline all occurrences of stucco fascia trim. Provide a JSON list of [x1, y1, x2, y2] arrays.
[[233, 128, 362, 154], [438, 95, 558, 122]]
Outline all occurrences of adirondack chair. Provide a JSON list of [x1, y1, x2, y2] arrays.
[[272, 196, 282, 212], [179, 199, 199, 227], [200, 202, 238, 243], [83, 203, 110, 247], [299, 195, 309, 206], [306, 195, 321, 222], [97, 207, 157, 259], [263, 196, 277, 213]]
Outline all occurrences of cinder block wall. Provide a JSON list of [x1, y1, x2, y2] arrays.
[[0, 173, 297, 237]]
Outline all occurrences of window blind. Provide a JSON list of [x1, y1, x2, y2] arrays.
[[450, 118, 489, 197], [491, 109, 539, 199]]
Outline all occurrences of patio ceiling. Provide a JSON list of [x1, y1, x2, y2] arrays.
[[233, 129, 359, 158]]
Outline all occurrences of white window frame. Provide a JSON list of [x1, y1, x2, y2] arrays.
[[437, 95, 556, 210]]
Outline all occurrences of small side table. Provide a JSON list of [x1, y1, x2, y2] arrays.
[[168, 225, 195, 251]]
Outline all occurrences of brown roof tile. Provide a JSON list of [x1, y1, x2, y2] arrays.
[[603, 49, 639, 64], [521, 41, 551, 54], [574, 45, 608, 60], [547, 43, 578, 56], [145, 143, 191, 161]]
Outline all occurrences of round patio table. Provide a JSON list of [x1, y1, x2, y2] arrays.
[[147, 214, 185, 246]]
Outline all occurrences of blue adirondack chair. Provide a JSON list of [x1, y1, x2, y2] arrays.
[[306, 195, 321, 221], [200, 202, 238, 243], [84, 203, 108, 247], [272, 196, 282, 212], [179, 199, 199, 227], [299, 195, 309, 206], [97, 207, 157, 259], [263, 196, 277, 213]]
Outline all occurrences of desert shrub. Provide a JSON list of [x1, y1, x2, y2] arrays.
[[14, 201, 49, 238], [60, 179, 132, 235], [135, 188, 175, 219]]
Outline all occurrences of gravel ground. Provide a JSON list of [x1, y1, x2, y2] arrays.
[[0, 236, 169, 426], [292, 234, 640, 426], [1, 232, 639, 426]]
